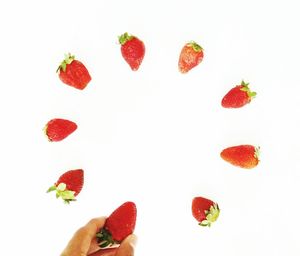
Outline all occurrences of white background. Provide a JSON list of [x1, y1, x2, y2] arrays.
[[1, 0, 300, 255]]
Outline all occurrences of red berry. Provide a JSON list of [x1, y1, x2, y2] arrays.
[[97, 201, 137, 248], [119, 33, 145, 71], [221, 145, 260, 169], [44, 118, 77, 142], [192, 197, 220, 227], [178, 41, 204, 73], [221, 81, 256, 108], [47, 169, 84, 204], [57, 53, 91, 90]]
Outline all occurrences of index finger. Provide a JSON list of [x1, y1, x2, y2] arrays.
[[61, 217, 107, 256], [85, 217, 110, 254], [84, 217, 107, 241]]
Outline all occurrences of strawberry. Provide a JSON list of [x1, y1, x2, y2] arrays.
[[47, 169, 84, 204], [192, 197, 220, 227], [221, 80, 256, 108], [178, 41, 204, 73], [221, 145, 260, 169], [119, 32, 145, 71], [57, 53, 91, 90], [96, 201, 137, 248], [44, 118, 77, 142]]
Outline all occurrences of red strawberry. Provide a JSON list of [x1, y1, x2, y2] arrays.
[[178, 41, 204, 73], [57, 53, 91, 90], [221, 145, 260, 169], [119, 32, 145, 71], [192, 197, 220, 227], [44, 118, 77, 142], [221, 80, 256, 108], [47, 169, 84, 204], [96, 201, 137, 248]]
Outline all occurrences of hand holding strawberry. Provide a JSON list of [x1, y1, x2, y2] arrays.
[[96, 201, 137, 248], [61, 217, 137, 256], [57, 53, 91, 90], [47, 169, 84, 204]]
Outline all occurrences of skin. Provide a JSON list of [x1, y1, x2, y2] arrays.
[[61, 217, 137, 256]]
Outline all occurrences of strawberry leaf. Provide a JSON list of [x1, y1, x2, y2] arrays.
[[119, 32, 134, 45], [57, 183, 66, 191], [199, 220, 210, 227], [63, 198, 77, 204], [254, 146, 260, 160], [240, 87, 249, 92], [96, 228, 116, 248], [240, 81, 257, 99], [47, 182, 77, 204], [46, 185, 57, 193], [241, 80, 249, 87], [57, 53, 75, 72], [188, 41, 203, 52], [199, 203, 220, 227], [60, 190, 75, 200]]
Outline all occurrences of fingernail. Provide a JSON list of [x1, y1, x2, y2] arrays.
[[128, 234, 138, 248], [129, 235, 137, 256]]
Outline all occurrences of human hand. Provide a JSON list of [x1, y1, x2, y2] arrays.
[[61, 217, 137, 256]]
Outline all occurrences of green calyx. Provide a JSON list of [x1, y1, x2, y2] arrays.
[[118, 32, 134, 45], [96, 228, 117, 248], [46, 182, 76, 204], [240, 80, 257, 99], [187, 41, 203, 52], [56, 53, 75, 73], [199, 203, 220, 227], [254, 146, 260, 160]]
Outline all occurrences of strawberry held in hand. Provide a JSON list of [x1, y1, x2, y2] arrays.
[[57, 53, 91, 90], [47, 169, 84, 204], [221, 81, 256, 108], [96, 201, 137, 248], [44, 118, 77, 142], [221, 144, 260, 169], [119, 32, 145, 71], [192, 197, 220, 227], [178, 41, 204, 73]]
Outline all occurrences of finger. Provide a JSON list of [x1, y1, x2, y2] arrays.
[[89, 234, 137, 256], [61, 217, 106, 256], [84, 218, 109, 254], [89, 248, 118, 256], [84, 217, 107, 240], [88, 236, 113, 254], [115, 234, 137, 256]]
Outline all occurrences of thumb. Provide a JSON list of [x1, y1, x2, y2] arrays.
[[89, 234, 137, 256], [115, 234, 137, 256]]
